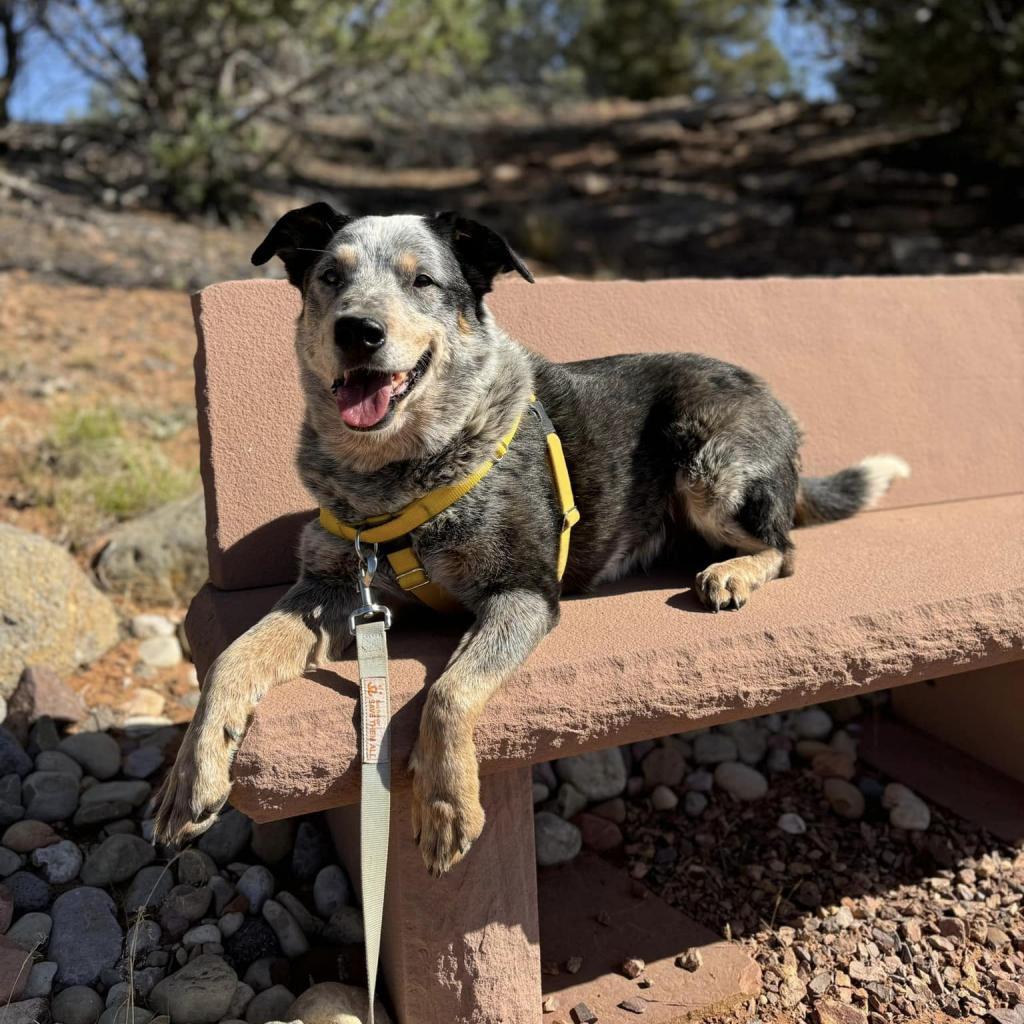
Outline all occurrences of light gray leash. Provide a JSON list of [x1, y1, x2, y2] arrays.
[[349, 535, 393, 1024]]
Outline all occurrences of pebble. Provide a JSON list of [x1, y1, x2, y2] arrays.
[[245, 984, 295, 1024], [823, 778, 866, 820], [131, 613, 177, 638], [23, 960, 57, 998], [199, 810, 252, 865], [138, 636, 183, 668], [35, 749, 84, 778], [237, 865, 275, 914], [778, 812, 808, 835], [249, 820, 294, 865], [31, 838, 83, 883], [82, 834, 156, 886], [50, 886, 123, 985], [58, 733, 122, 780], [684, 791, 708, 816], [0, 884, 11, 931], [177, 849, 218, 886], [766, 748, 792, 773], [0, 847, 20, 876], [3, 998, 51, 1024], [262, 900, 308, 956], [76, 779, 152, 825], [162, 883, 213, 924], [814, 1002, 868, 1024], [290, 821, 332, 880], [676, 948, 703, 971], [277, 891, 321, 936], [126, 864, 174, 914], [590, 797, 626, 823], [556, 749, 628, 801], [127, 919, 163, 955], [685, 770, 714, 793], [554, 782, 588, 819], [620, 998, 647, 1014], [228, 982, 255, 1018], [208, 875, 236, 913], [693, 732, 738, 765], [622, 957, 645, 978], [811, 750, 856, 780], [534, 812, 582, 867], [882, 783, 930, 830], [577, 813, 623, 852], [5, 870, 50, 911], [5, 910, 52, 950], [0, 730, 32, 777], [793, 706, 833, 740], [2, 819, 59, 852], [184, 924, 222, 945], [150, 954, 239, 1024], [98, 1006, 154, 1024], [641, 746, 686, 788], [22, 770, 80, 821], [722, 720, 769, 764], [650, 784, 678, 811], [714, 761, 768, 800], [313, 864, 351, 918], [53, 984, 106, 1024], [288, 981, 394, 1024], [532, 782, 549, 804], [219, 912, 245, 939], [123, 744, 165, 780]]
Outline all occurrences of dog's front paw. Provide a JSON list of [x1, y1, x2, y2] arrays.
[[695, 562, 752, 611], [408, 739, 485, 877], [152, 700, 249, 847]]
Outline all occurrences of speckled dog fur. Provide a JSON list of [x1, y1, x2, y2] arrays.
[[154, 205, 909, 873]]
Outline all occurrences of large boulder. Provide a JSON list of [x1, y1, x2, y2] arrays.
[[0, 525, 119, 697], [93, 491, 207, 603]]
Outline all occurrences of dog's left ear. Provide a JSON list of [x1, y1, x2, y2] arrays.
[[251, 202, 351, 289], [431, 212, 534, 297]]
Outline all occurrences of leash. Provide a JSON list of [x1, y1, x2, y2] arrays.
[[349, 534, 393, 1024]]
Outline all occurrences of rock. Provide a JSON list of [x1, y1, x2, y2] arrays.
[[556, 749, 627, 801], [223, 918, 281, 969], [50, 887, 123, 985], [325, 906, 364, 945], [0, 524, 120, 696], [24, 959, 57, 998], [5, 911, 52, 950], [82, 834, 156, 886], [22, 770, 80, 821], [554, 782, 588, 820], [4, 870, 50, 911], [793, 707, 833, 740], [780, 974, 807, 1008], [249, 821, 294, 866], [150, 953, 238, 1024], [313, 865, 351, 919], [121, 688, 167, 717], [246, 984, 295, 1024], [676, 948, 703, 971], [0, 934, 31, 1001], [287, 982, 393, 1024], [882, 783, 930, 830], [228, 982, 256, 1018], [0, 847, 21, 876], [534, 812, 582, 867], [766, 748, 791, 773], [131, 614, 177, 639], [123, 745, 165, 780], [621, 957, 645, 979], [127, 918, 162, 956], [683, 791, 708, 817], [162, 884, 213, 925], [778, 812, 807, 835], [571, 1004, 598, 1024], [98, 1005, 154, 1024], [290, 821, 331, 880], [208, 875, 235, 914], [0, 731, 33, 779], [184, 924, 222, 946], [242, 957, 283, 993], [126, 865, 174, 914], [176, 849, 217, 887], [650, 784, 678, 811], [6, 667, 87, 740], [220, 912, 245, 939], [138, 636, 183, 669], [27, 718, 60, 754], [532, 782, 549, 804], [641, 747, 686, 788], [693, 732, 738, 765], [576, 813, 623, 852], [2, 997, 51, 1024], [36, 750, 83, 779], [714, 762, 768, 800], [811, 750, 856, 780], [814, 999, 868, 1023], [2, 819, 59, 852], [620, 998, 647, 1014], [198, 810, 251, 865], [823, 778, 865, 820], [590, 797, 626, 824], [262, 900, 308, 957], [94, 492, 208, 604], [59, 733, 122, 780], [721, 720, 769, 764], [238, 866, 275, 915], [53, 984, 106, 1024], [685, 770, 714, 792]]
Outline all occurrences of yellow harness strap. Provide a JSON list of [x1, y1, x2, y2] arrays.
[[318, 397, 578, 609]]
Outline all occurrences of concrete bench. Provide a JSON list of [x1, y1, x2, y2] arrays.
[[185, 273, 1024, 1024]]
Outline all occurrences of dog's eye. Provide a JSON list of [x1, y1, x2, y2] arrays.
[[413, 274, 436, 288], [320, 268, 341, 287]]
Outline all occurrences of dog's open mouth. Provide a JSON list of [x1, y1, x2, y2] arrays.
[[332, 349, 432, 431]]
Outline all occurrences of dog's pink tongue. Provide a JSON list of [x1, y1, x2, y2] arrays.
[[335, 373, 392, 428]]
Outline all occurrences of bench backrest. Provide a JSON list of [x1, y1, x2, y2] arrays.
[[192, 275, 1024, 592]]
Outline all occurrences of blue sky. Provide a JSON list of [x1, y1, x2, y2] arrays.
[[7, 1, 837, 123]]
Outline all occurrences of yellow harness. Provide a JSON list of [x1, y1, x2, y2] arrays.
[[318, 398, 580, 613]]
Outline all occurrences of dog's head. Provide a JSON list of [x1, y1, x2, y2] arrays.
[[252, 205, 532, 456]]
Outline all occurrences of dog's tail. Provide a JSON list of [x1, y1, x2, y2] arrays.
[[794, 454, 910, 527]]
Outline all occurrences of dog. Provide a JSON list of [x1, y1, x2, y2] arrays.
[[153, 204, 909, 874]]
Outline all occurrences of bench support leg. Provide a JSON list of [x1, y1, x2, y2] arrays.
[[327, 766, 541, 1024]]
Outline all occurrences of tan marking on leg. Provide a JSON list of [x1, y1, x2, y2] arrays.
[[695, 546, 786, 612]]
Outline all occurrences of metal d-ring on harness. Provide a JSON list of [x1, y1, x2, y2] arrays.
[[350, 532, 391, 1024]]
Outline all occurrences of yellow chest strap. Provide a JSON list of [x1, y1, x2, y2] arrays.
[[318, 397, 579, 612]]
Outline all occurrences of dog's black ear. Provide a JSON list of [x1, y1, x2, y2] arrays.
[[251, 203, 351, 289], [431, 212, 534, 297]]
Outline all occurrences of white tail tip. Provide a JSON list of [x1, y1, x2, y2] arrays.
[[858, 454, 911, 509]]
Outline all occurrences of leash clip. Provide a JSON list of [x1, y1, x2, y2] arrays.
[[349, 532, 393, 634]]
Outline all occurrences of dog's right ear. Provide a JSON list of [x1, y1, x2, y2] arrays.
[[251, 203, 351, 289]]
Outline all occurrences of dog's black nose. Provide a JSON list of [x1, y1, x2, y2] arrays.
[[335, 316, 386, 352]]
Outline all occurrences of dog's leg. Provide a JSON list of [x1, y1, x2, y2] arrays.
[[153, 576, 354, 846], [695, 545, 788, 611], [410, 588, 556, 876]]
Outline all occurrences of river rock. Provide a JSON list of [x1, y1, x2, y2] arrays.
[[4, 870, 50, 911], [824, 778, 866, 820], [262, 900, 308, 957], [324, 906, 364, 945], [0, 731, 33, 779], [246, 984, 295, 1024], [2, 819, 58, 852], [50, 887, 123, 985], [82, 834, 156, 886], [693, 732, 738, 765], [5, 910, 52, 950], [237, 866, 275, 915], [641, 746, 686, 788], [883, 783, 931, 830], [59, 733, 121, 780], [53, 984, 105, 1024], [123, 744, 165, 780], [138, 636, 183, 669], [290, 821, 331, 880], [22, 770, 80, 821], [313, 865, 351, 919], [793, 706, 833, 740], [131, 614, 176, 639], [23, 959, 57, 998], [0, 524, 119, 697], [534, 811, 582, 866], [150, 954, 238, 1024], [36, 750, 83, 778], [556, 749, 627, 801], [126, 864, 174, 914], [198, 809, 251, 865], [714, 761, 768, 800], [287, 982, 393, 1024], [75, 779, 152, 825]]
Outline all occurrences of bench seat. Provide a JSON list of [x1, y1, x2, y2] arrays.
[[185, 492, 1024, 822]]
